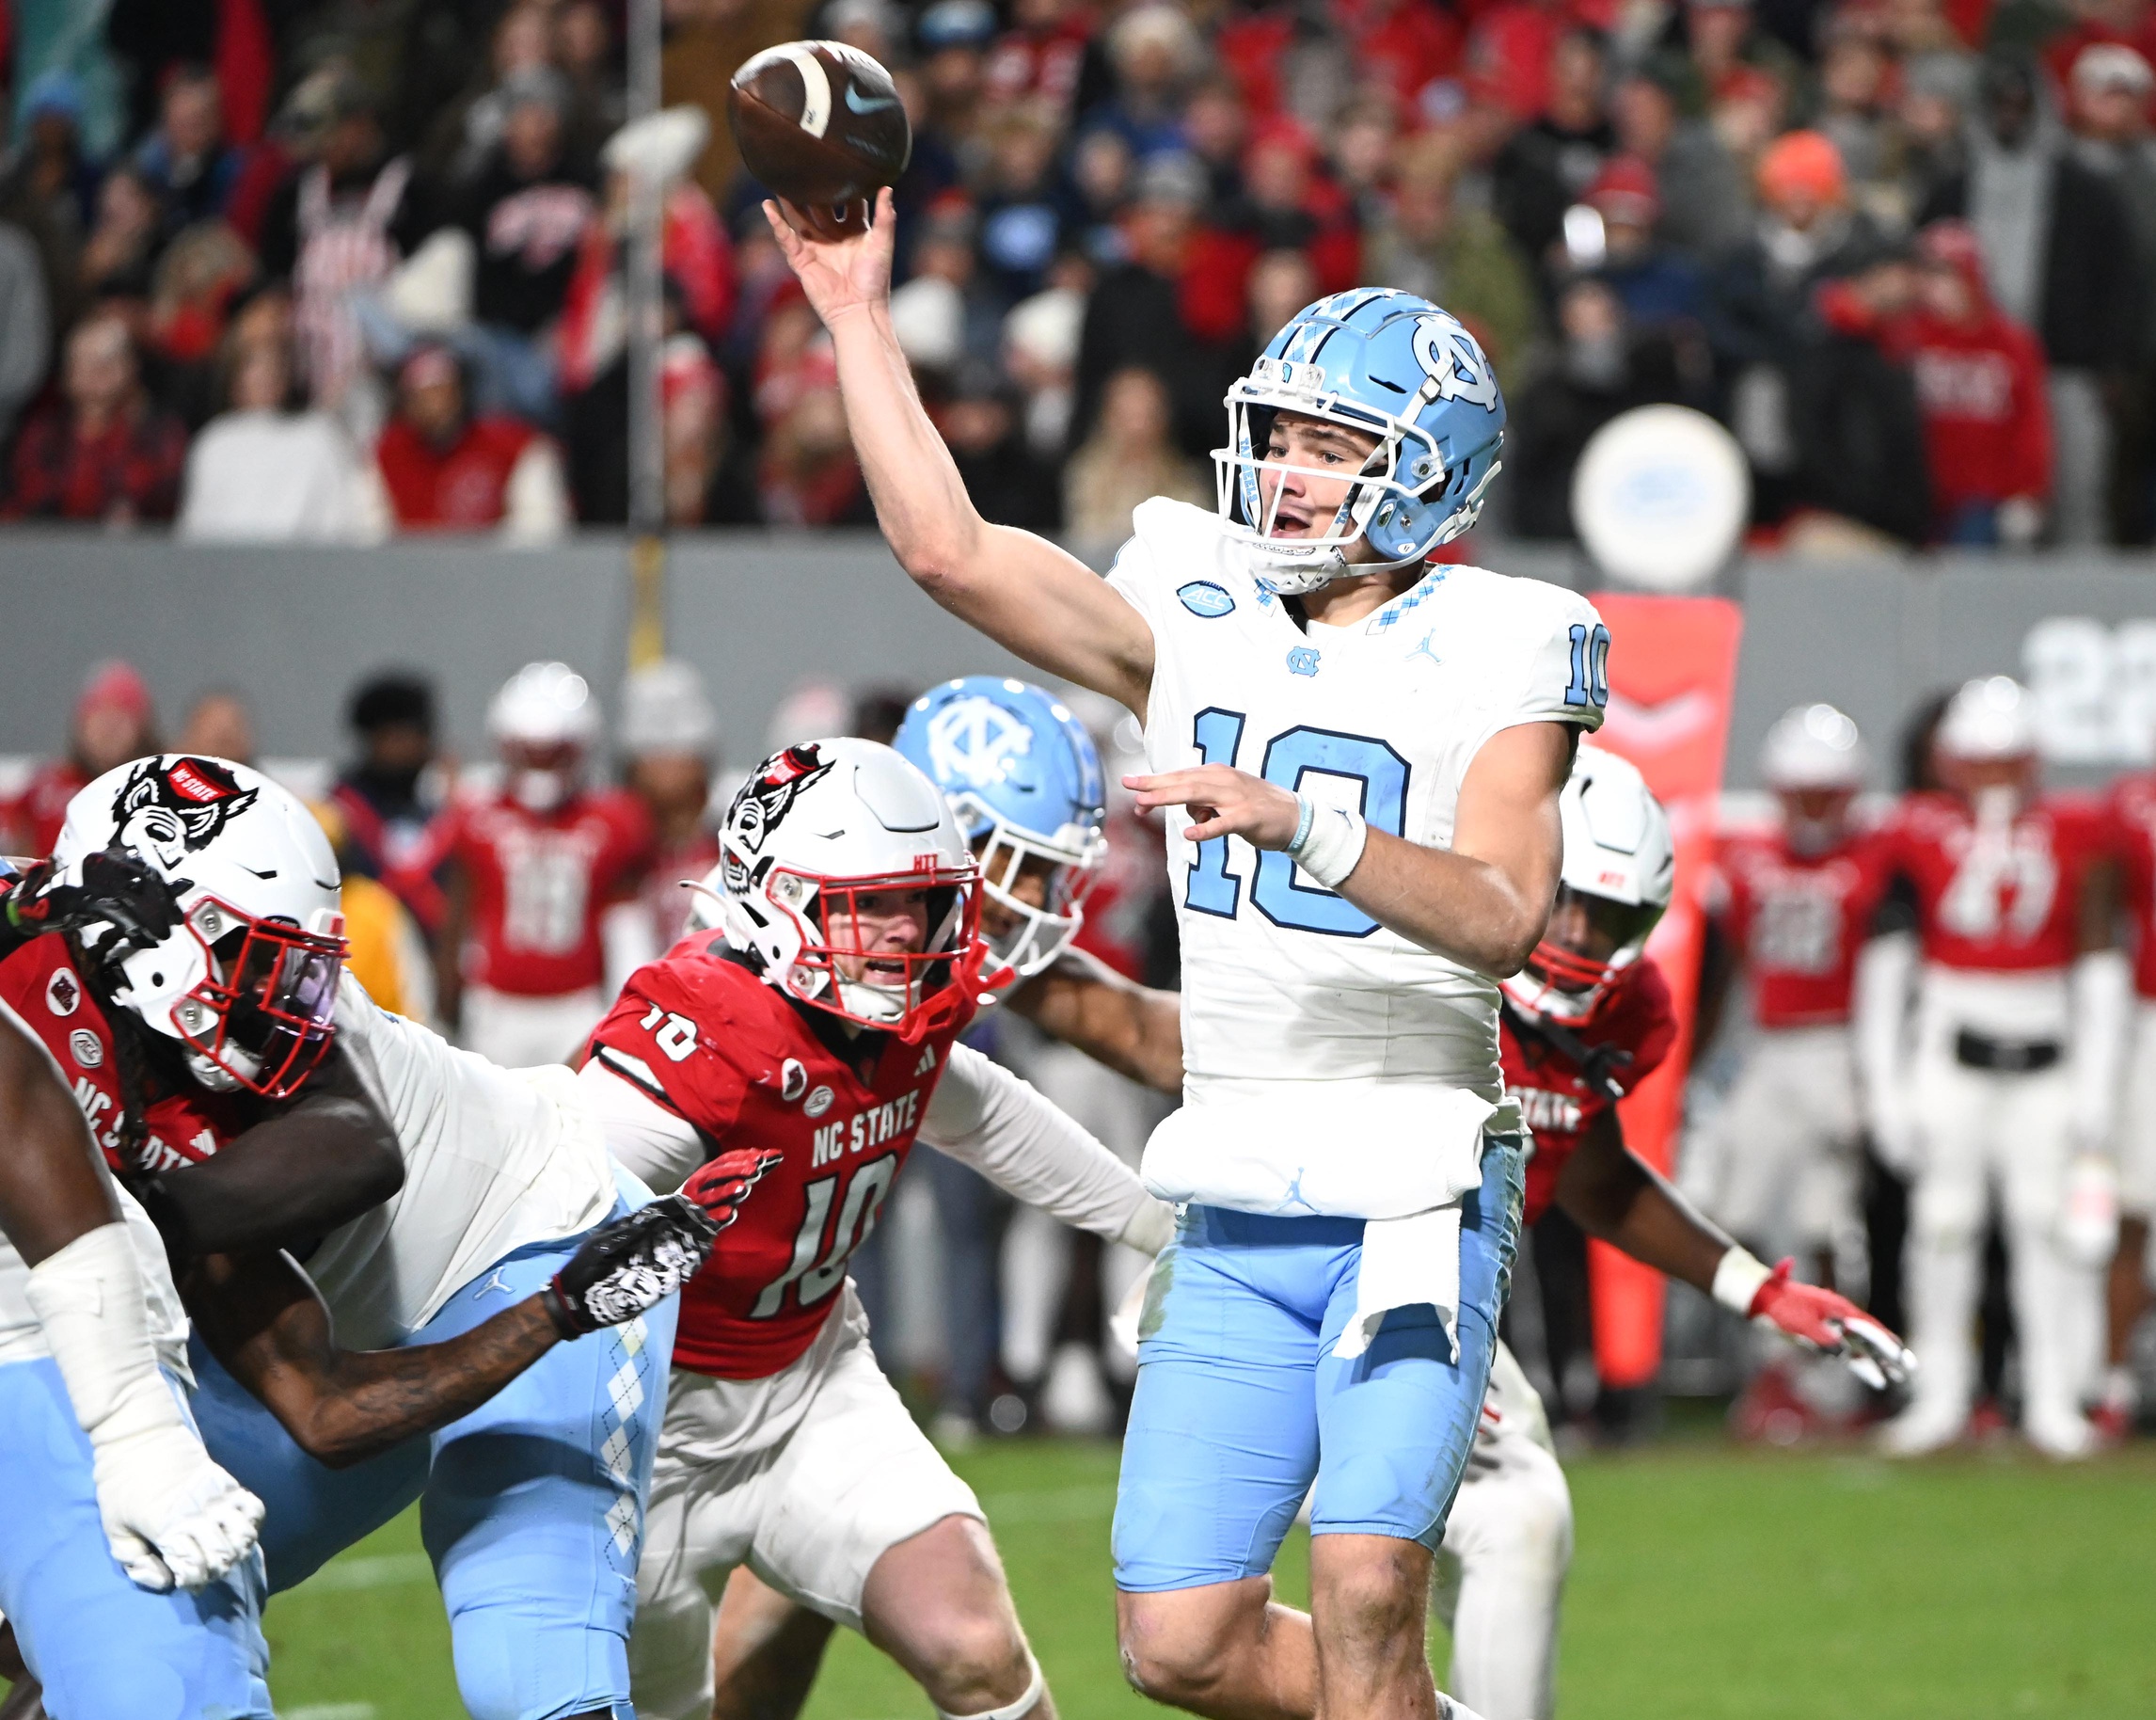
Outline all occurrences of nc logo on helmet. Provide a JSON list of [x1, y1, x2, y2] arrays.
[[926, 696, 1033, 792], [110, 756, 259, 870], [1411, 313, 1499, 412]]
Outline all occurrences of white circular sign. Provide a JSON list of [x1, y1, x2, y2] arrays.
[[1570, 405, 1750, 592]]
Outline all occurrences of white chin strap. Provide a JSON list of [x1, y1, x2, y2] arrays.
[[936, 1655, 1045, 1720]]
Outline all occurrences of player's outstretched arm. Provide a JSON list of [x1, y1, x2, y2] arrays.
[[765, 190, 1154, 716], [133, 1043, 406, 1262], [920, 1044, 1175, 1253], [1008, 948, 1185, 1096], [0, 1010, 264, 1593], [186, 1190, 735, 1468], [1128, 719, 1578, 976], [1556, 1111, 1913, 1387]]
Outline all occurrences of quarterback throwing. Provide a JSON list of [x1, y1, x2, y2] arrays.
[[770, 187, 1606, 1720]]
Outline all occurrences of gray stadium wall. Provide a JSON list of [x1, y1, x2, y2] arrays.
[[0, 529, 2151, 785]]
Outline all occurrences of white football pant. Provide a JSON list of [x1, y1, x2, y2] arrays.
[[1901, 1031, 2100, 1438], [1433, 1343, 1574, 1720], [1703, 1025, 1865, 1284]]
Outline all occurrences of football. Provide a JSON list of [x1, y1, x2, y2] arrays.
[[728, 40, 912, 237]]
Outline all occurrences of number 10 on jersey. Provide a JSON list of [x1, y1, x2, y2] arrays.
[[1183, 709, 1409, 938]]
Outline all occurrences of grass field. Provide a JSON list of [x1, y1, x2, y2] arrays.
[[264, 1433, 2156, 1720]]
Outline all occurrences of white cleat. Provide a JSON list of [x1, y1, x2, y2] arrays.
[[1877, 1403, 1966, 1457], [2022, 1406, 2098, 1462]]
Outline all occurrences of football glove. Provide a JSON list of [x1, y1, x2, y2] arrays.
[[682, 1147, 785, 1229], [7, 845, 183, 958], [1749, 1257, 1917, 1390], [92, 1403, 267, 1592], [544, 1196, 721, 1338]]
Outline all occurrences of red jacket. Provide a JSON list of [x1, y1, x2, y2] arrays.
[[375, 413, 539, 530], [1820, 280, 2051, 518]]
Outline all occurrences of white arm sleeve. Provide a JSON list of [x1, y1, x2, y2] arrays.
[[1854, 931, 1918, 1166], [922, 1044, 1172, 1250], [577, 1056, 705, 1194]]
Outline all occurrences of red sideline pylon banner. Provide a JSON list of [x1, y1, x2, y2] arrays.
[[1578, 593, 1744, 1390]]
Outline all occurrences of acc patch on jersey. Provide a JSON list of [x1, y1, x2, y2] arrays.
[[803, 1085, 833, 1118], [1177, 581, 1236, 618], [45, 968, 80, 1016], [68, 1028, 103, 1069]]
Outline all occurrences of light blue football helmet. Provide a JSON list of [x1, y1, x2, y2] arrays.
[[895, 676, 1109, 981], [1214, 288, 1508, 593]]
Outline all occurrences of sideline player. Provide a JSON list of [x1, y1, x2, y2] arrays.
[[576, 739, 1175, 1720], [407, 660, 656, 1064], [1696, 705, 1888, 1295], [773, 186, 1593, 1720], [2097, 761, 2156, 1441], [1863, 677, 2123, 1457], [0, 853, 267, 1720], [9, 754, 688, 1719]]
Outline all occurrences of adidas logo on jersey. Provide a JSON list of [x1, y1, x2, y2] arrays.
[[914, 1045, 938, 1075]]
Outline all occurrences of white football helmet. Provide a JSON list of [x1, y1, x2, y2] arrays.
[[489, 661, 600, 811], [1502, 745, 1674, 1024], [53, 756, 346, 1097], [714, 739, 986, 1041], [1936, 675, 2037, 762], [1761, 703, 1869, 791]]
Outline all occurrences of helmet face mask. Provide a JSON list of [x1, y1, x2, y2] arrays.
[[1213, 294, 1508, 596], [767, 867, 983, 1039], [895, 677, 1110, 987], [159, 897, 346, 1097], [969, 814, 1101, 981]]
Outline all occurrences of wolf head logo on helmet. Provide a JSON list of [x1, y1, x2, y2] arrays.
[[724, 744, 837, 870], [110, 756, 261, 870]]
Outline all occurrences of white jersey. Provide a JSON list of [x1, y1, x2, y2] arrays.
[[302, 975, 619, 1350], [1107, 499, 1606, 1212]]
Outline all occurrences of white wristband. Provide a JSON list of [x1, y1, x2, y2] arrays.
[[24, 1221, 187, 1447], [1711, 1245, 1774, 1316], [1287, 798, 1369, 889]]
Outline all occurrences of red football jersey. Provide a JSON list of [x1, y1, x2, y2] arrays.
[[0, 932, 244, 1175], [1876, 790, 2105, 974], [2105, 772, 2156, 998], [1501, 958, 1678, 1225], [5, 759, 87, 857], [1711, 830, 1890, 1027], [411, 788, 655, 995], [588, 942, 976, 1380]]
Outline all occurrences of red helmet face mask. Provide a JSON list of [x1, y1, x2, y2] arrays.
[[767, 860, 994, 1043], [171, 899, 347, 1098], [1517, 884, 1666, 1024]]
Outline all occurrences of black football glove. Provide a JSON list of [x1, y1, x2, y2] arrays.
[[7, 845, 183, 958], [682, 1147, 785, 1228], [543, 1197, 720, 1338]]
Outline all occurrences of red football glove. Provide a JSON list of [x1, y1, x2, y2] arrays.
[[1749, 1257, 1916, 1389], [682, 1148, 785, 1230]]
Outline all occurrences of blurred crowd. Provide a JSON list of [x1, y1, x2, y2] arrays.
[[7, 0, 2156, 548]]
